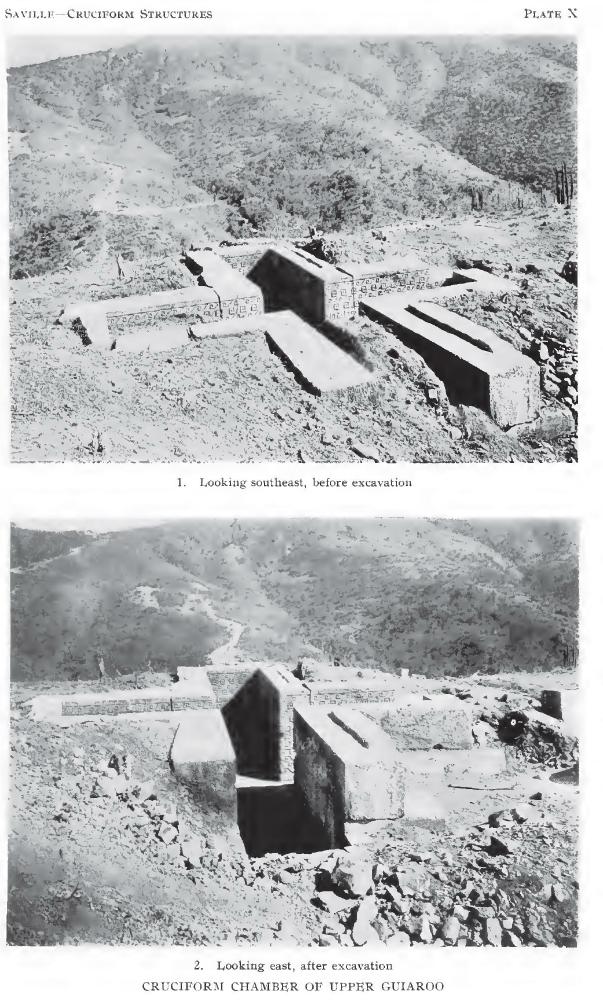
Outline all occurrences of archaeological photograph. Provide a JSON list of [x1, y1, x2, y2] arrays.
[[7, 36, 577, 463], [8, 518, 579, 946]]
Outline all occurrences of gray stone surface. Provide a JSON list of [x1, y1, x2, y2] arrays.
[[363, 694, 473, 751], [294, 704, 405, 847], [168, 710, 237, 816], [361, 294, 539, 427], [264, 311, 375, 395]]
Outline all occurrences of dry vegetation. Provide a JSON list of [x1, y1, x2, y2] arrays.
[[8, 37, 576, 277], [11, 521, 578, 684]]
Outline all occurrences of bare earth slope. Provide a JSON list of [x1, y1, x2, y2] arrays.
[[8, 37, 576, 272]]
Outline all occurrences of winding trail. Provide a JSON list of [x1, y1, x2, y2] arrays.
[[180, 581, 246, 664], [11, 545, 84, 576]]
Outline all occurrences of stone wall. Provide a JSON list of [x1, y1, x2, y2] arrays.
[[58, 678, 216, 717], [61, 691, 172, 716], [218, 242, 276, 275], [303, 676, 402, 706], [205, 666, 258, 707], [106, 291, 263, 337], [293, 706, 346, 848], [351, 270, 430, 299], [337, 256, 431, 305], [106, 292, 221, 336]]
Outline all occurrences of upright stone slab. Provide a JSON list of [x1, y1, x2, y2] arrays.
[[255, 665, 310, 780], [169, 710, 236, 816], [249, 246, 355, 324], [361, 295, 539, 427], [294, 705, 405, 847]]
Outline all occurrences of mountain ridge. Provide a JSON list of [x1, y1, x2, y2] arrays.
[[10, 521, 579, 683], [8, 37, 576, 277]]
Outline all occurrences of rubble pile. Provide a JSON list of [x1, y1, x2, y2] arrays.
[[303, 802, 578, 948], [85, 751, 242, 882], [531, 332, 577, 424]]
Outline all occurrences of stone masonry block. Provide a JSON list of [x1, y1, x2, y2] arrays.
[[363, 694, 473, 751], [249, 246, 355, 324], [361, 295, 539, 428], [294, 705, 405, 848], [169, 710, 236, 816]]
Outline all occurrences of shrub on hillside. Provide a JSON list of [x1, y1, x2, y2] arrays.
[[10, 210, 103, 279]]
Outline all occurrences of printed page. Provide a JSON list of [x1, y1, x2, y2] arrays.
[[0, 3, 599, 1000]]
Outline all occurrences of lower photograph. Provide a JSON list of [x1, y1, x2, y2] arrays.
[[8, 518, 579, 947]]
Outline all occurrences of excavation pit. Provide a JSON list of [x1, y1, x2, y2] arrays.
[[236, 778, 334, 857]]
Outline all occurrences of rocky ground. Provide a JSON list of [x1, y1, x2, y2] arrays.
[[7, 671, 578, 947], [10, 207, 576, 463]]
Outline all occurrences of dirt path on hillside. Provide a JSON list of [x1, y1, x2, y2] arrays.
[[11, 546, 84, 576]]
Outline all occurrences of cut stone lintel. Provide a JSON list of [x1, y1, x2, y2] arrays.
[[361, 294, 539, 428], [169, 710, 237, 816], [294, 705, 405, 847]]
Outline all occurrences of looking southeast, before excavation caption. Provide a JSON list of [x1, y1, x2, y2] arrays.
[[177, 477, 413, 490]]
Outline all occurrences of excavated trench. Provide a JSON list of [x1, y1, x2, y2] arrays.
[[220, 672, 336, 857], [236, 779, 332, 857]]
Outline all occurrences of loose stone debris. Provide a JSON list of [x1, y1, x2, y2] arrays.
[[13, 662, 579, 947]]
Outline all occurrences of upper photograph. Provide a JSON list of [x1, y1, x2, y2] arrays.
[[7, 36, 577, 463]]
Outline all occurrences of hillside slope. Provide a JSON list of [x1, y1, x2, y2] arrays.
[[8, 37, 576, 276], [10, 520, 578, 683]]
